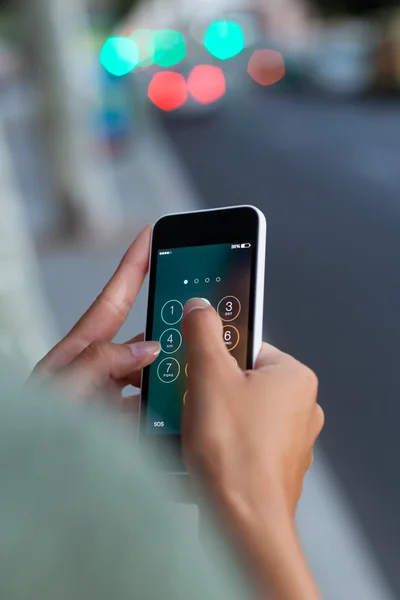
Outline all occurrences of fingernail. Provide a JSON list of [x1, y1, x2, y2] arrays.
[[128, 341, 161, 357], [184, 297, 211, 316]]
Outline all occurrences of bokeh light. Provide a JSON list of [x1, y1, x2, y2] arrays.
[[187, 65, 226, 104], [130, 28, 155, 69], [152, 30, 186, 68], [100, 36, 139, 77], [147, 71, 188, 111], [204, 21, 244, 61], [247, 50, 285, 87]]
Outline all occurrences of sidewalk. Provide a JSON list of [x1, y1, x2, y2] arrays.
[[37, 116, 199, 343]]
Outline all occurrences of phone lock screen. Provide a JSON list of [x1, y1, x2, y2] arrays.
[[144, 242, 253, 435]]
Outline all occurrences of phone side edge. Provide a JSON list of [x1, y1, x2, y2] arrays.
[[138, 225, 156, 441], [252, 207, 267, 366]]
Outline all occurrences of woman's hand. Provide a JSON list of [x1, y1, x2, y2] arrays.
[[182, 297, 323, 517], [181, 298, 323, 600], [32, 226, 160, 404]]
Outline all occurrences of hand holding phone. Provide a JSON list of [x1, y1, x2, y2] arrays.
[[139, 206, 266, 472], [181, 304, 324, 600]]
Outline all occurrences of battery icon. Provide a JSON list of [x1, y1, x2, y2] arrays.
[[241, 243, 251, 248]]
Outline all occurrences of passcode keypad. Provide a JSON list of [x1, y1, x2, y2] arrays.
[[156, 296, 242, 402]]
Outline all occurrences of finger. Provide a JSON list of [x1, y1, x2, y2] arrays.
[[313, 404, 325, 439], [306, 450, 314, 471], [118, 333, 147, 388], [116, 394, 141, 429], [123, 332, 144, 345], [39, 226, 152, 372], [181, 298, 235, 386], [255, 341, 291, 370], [58, 340, 160, 398], [119, 394, 141, 421], [31, 333, 146, 387], [117, 370, 143, 390]]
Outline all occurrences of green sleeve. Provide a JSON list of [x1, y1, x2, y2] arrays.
[[0, 365, 254, 600]]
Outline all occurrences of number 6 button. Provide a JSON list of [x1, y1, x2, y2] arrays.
[[161, 300, 183, 325], [157, 357, 180, 383], [223, 325, 240, 351], [217, 296, 241, 322], [159, 328, 182, 354]]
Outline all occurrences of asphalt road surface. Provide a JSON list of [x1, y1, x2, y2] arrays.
[[161, 91, 400, 594]]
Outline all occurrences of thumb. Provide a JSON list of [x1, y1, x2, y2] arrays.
[[57, 340, 160, 398], [181, 298, 233, 385]]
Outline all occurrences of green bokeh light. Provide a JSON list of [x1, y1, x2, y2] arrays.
[[204, 21, 244, 60], [100, 36, 139, 76], [152, 30, 186, 68]]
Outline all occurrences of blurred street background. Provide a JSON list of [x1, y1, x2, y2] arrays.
[[0, 0, 400, 597]]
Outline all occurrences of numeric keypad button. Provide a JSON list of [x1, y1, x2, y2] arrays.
[[161, 300, 183, 325], [159, 328, 182, 354], [157, 357, 180, 383], [223, 325, 240, 351], [217, 296, 241, 322]]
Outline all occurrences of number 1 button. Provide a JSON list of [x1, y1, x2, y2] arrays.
[[157, 358, 180, 383], [161, 300, 183, 325]]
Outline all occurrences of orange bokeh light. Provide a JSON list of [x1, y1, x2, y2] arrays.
[[187, 65, 226, 105], [148, 71, 188, 111], [247, 50, 285, 87]]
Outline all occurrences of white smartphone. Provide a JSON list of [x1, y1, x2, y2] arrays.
[[139, 205, 267, 472]]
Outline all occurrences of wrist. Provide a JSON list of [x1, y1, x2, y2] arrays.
[[214, 486, 320, 600], [224, 491, 295, 547], [215, 479, 294, 534]]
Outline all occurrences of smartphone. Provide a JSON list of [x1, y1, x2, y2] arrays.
[[139, 206, 266, 472]]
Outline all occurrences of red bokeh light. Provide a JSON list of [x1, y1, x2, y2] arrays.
[[247, 50, 285, 87], [148, 72, 188, 111], [187, 65, 226, 105]]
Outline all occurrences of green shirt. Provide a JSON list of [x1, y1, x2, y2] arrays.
[[0, 363, 253, 600]]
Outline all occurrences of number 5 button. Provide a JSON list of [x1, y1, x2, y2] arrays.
[[157, 358, 180, 383], [217, 296, 241, 321], [159, 328, 182, 354], [223, 325, 240, 351]]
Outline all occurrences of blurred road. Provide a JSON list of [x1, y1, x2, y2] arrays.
[[161, 90, 400, 595]]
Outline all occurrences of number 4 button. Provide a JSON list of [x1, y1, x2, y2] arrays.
[[159, 328, 182, 354]]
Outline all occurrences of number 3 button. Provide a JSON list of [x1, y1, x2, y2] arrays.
[[223, 325, 240, 351], [159, 328, 182, 354], [217, 296, 241, 321], [157, 358, 180, 383]]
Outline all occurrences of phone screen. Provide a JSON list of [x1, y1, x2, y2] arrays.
[[145, 241, 253, 435]]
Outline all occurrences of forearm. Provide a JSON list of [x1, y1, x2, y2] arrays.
[[222, 495, 321, 600]]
